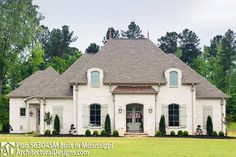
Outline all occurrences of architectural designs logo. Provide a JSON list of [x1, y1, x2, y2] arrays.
[[0, 142, 15, 157]]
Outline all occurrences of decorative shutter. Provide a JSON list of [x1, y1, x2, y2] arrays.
[[161, 104, 168, 127], [203, 106, 213, 129], [101, 104, 108, 127], [82, 104, 90, 128], [180, 104, 187, 128]]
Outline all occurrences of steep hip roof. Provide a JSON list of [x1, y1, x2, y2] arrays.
[[7, 67, 59, 98], [8, 39, 229, 99], [69, 39, 200, 84]]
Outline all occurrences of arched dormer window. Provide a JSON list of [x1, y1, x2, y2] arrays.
[[168, 104, 179, 127], [90, 104, 101, 126], [91, 71, 100, 88], [169, 71, 178, 87]]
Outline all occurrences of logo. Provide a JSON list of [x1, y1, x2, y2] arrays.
[[0, 142, 15, 157]]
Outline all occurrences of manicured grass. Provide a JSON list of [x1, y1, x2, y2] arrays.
[[0, 134, 236, 157]]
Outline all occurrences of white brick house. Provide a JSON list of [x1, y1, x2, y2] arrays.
[[8, 39, 229, 136]]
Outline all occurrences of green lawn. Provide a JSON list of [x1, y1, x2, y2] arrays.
[[0, 134, 236, 157]]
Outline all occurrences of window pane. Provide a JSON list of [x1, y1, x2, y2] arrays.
[[20, 108, 26, 116], [90, 104, 101, 126], [170, 71, 178, 86], [168, 104, 179, 127], [91, 71, 100, 87]]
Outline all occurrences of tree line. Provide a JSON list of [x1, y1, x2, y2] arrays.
[[0, 0, 236, 126]]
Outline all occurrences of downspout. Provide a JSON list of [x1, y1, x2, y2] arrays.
[[220, 98, 224, 132], [110, 83, 115, 131], [191, 83, 195, 134], [155, 93, 157, 132], [75, 83, 79, 134], [43, 97, 46, 134]]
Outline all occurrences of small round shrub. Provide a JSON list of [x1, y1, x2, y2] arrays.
[[101, 130, 106, 136], [2, 121, 10, 133], [170, 131, 175, 136], [218, 131, 224, 137], [44, 129, 51, 135], [93, 130, 99, 136], [212, 131, 217, 136], [85, 129, 91, 136], [155, 131, 162, 137], [183, 131, 188, 136], [52, 130, 58, 136], [177, 130, 183, 136], [113, 130, 119, 137]]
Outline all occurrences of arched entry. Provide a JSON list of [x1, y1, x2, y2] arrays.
[[126, 104, 143, 133]]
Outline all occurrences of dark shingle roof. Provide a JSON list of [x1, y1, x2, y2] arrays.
[[70, 39, 199, 84], [167, 53, 229, 98], [37, 53, 95, 98], [8, 67, 59, 98], [9, 39, 228, 99]]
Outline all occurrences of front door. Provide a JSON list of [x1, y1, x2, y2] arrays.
[[126, 104, 143, 133], [36, 108, 40, 132]]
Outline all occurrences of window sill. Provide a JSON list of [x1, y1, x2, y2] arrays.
[[167, 126, 186, 129], [20, 116, 26, 118], [169, 86, 178, 88], [89, 126, 102, 129]]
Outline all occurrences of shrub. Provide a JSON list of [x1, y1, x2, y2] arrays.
[[52, 130, 58, 136], [101, 130, 106, 136], [44, 129, 51, 135], [113, 130, 119, 137], [2, 121, 10, 133], [85, 129, 91, 136], [170, 131, 175, 136], [105, 114, 111, 136], [159, 115, 166, 135], [206, 116, 213, 136], [93, 130, 99, 136], [53, 114, 60, 135], [177, 130, 183, 136], [183, 131, 188, 136], [155, 131, 162, 137], [218, 131, 224, 137], [212, 131, 217, 136]]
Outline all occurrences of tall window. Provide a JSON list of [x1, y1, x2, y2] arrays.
[[90, 104, 101, 126], [168, 104, 179, 126], [91, 71, 100, 88], [169, 71, 178, 87]]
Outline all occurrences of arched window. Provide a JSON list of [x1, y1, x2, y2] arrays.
[[169, 71, 178, 87], [91, 71, 100, 87], [90, 104, 101, 126], [168, 104, 179, 126]]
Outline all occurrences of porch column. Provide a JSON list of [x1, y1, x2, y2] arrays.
[[26, 101, 30, 132], [40, 99, 45, 134]]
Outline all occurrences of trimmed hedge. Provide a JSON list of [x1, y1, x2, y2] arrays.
[[177, 130, 183, 136], [170, 131, 175, 136], [52, 130, 58, 136], [218, 131, 224, 137], [212, 131, 217, 136], [44, 129, 51, 135], [183, 131, 188, 136], [93, 130, 99, 136], [85, 129, 91, 136], [101, 130, 106, 136], [113, 130, 119, 137], [155, 131, 162, 137]]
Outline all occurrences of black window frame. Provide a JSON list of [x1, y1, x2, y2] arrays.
[[20, 107, 26, 117], [168, 104, 179, 127], [90, 104, 101, 126]]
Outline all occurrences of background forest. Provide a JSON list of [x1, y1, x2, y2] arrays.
[[0, 0, 236, 128]]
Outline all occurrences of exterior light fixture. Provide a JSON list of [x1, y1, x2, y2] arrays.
[[118, 106, 122, 113], [148, 106, 153, 113], [29, 111, 33, 117]]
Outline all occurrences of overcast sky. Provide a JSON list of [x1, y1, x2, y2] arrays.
[[34, 0, 236, 52]]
